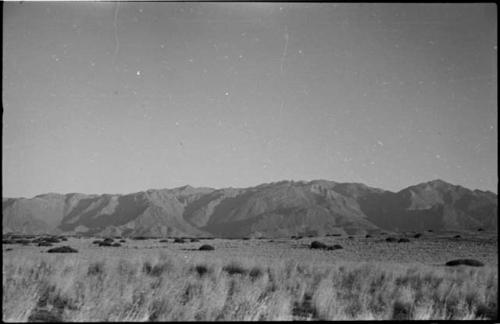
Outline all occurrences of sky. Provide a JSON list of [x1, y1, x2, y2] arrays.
[[3, 2, 498, 198]]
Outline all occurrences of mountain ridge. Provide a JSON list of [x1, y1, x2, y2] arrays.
[[3, 179, 497, 237]]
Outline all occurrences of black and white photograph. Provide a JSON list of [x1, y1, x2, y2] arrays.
[[2, 1, 498, 321]]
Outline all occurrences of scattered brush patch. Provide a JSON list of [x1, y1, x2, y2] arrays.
[[42, 237, 61, 243], [198, 244, 215, 251], [223, 262, 248, 276], [398, 238, 410, 243], [191, 264, 211, 277], [174, 238, 186, 243], [445, 259, 484, 267], [27, 309, 63, 322], [47, 246, 78, 253], [385, 237, 398, 243], [327, 244, 343, 250], [87, 262, 105, 276], [2, 239, 14, 244], [292, 292, 318, 320]]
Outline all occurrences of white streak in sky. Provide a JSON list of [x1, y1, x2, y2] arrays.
[[112, 2, 120, 66], [280, 26, 289, 74]]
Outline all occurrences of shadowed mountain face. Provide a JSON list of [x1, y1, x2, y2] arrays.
[[2, 180, 497, 237]]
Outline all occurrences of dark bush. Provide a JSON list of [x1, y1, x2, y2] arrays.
[[5, 248, 13, 251], [92, 240, 102, 244], [348, 236, 354, 239], [249, 267, 263, 280], [414, 233, 422, 238], [14, 239, 31, 245], [192, 264, 210, 276], [198, 244, 215, 251], [445, 259, 484, 267], [310, 241, 328, 249], [295, 236, 303, 240], [119, 239, 126, 243], [477, 228, 484, 232], [365, 234, 372, 238], [59, 237, 68, 241], [2, 240, 14, 244], [475, 303, 497, 319], [398, 238, 410, 243], [103, 238, 114, 243], [174, 238, 185, 243], [38, 242, 53, 247], [386, 237, 398, 243], [27, 309, 62, 322], [242, 237, 250, 240], [159, 239, 169, 243], [133, 236, 148, 240], [98, 242, 113, 247], [223, 262, 248, 275], [143, 262, 171, 277], [453, 235, 461, 239], [427, 229, 434, 232], [331, 244, 343, 250], [392, 301, 413, 320], [190, 238, 200, 242], [111, 243, 121, 247], [47, 246, 78, 253]]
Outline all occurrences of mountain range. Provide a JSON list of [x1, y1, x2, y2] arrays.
[[2, 179, 497, 237]]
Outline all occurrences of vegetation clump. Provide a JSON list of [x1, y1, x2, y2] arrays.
[[223, 262, 248, 275], [174, 238, 186, 243], [47, 246, 78, 253], [398, 238, 410, 243], [385, 237, 398, 243], [414, 233, 422, 238], [310, 241, 328, 249], [445, 259, 484, 267], [38, 242, 53, 247], [190, 238, 200, 242], [198, 244, 215, 251]]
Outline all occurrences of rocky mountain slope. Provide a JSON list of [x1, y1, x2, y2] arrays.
[[2, 179, 497, 237]]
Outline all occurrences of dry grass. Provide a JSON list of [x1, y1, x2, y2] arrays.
[[3, 251, 497, 321]]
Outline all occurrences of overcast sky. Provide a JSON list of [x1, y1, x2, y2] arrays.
[[3, 2, 497, 198]]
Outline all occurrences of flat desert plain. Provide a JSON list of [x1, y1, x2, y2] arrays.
[[3, 230, 498, 321]]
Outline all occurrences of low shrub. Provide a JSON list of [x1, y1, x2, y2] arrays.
[[159, 239, 169, 243], [198, 244, 215, 251], [386, 237, 398, 243], [310, 241, 328, 249], [223, 262, 248, 275], [249, 267, 263, 280], [111, 243, 121, 247], [38, 242, 53, 247], [414, 233, 422, 238], [398, 238, 410, 243], [453, 235, 461, 239], [192, 264, 210, 276], [445, 259, 484, 267], [365, 234, 372, 238], [47, 246, 78, 253], [98, 242, 113, 247], [174, 238, 185, 243], [190, 238, 200, 242]]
